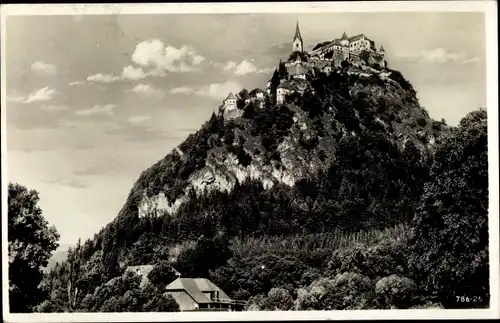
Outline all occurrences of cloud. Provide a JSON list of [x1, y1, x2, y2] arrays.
[[73, 165, 116, 177], [169, 86, 195, 95], [222, 59, 273, 76], [223, 61, 238, 71], [75, 104, 116, 117], [195, 81, 242, 100], [398, 48, 480, 64], [6, 94, 26, 103], [40, 104, 70, 112], [69, 81, 85, 86], [86, 73, 120, 83], [127, 115, 151, 124], [131, 83, 164, 98], [7, 87, 59, 104], [131, 39, 205, 73], [31, 61, 57, 75], [42, 175, 87, 189], [104, 124, 170, 142], [79, 65, 160, 85], [121, 65, 147, 80]]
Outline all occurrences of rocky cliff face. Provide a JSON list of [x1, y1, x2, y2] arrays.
[[124, 63, 448, 226]]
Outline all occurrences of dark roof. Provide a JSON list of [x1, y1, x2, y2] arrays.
[[277, 78, 311, 91], [379, 45, 385, 52], [165, 278, 232, 304], [332, 39, 344, 46], [293, 21, 303, 42], [341, 32, 349, 40], [348, 34, 365, 42], [289, 50, 309, 62]]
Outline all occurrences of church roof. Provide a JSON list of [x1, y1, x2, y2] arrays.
[[294, 21, 303, 42], [379, 45, 385, 52], [341, 32, 349, 40]]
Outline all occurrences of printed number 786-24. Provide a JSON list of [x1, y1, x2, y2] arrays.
[[456, 296, 483, 303]]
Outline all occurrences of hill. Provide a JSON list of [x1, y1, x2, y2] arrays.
[[44, 248, 69, 272], [37, 58, 489, 312]]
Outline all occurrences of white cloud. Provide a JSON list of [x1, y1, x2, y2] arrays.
[[169, 86, 195, 95], [6, 95, 26, 103], [398, 48, 480, 64], [131, 39, 205, 73], [223, 61, 237, 71], [75, 104, 116, 117], [25, 87, 58, 103], [127, 115, 151, 124], [86, 73, 120, 83], [131, 83, 164, 98], [195, 81, 242, 100], [121, 65, 147, 80], [222, 59, 273, 76], [8, 87, 59, 104], [80, 64, 162, 85], [69, 81, 85, 86], [31, 61, 57, 75]]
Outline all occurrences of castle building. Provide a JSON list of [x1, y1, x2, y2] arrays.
[[309, 32, 385, 66], [267, 22, 388, 104]]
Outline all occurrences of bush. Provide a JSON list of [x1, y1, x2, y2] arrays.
[[374, 275, 416, 309], [417, 117, 428, 127], [295, 273, 373, 310]]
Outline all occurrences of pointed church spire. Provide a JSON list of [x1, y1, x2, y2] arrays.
[[292, 20, 304, 52], [379, 45, 385, 52], [294, 20, 303, 42], [341, 31, 349, 40]]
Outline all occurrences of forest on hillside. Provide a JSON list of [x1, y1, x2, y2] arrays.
[[7, 64, 490, 313]]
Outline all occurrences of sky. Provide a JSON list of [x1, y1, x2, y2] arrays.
[[4, 12, 487, 249]]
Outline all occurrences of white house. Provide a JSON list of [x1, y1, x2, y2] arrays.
[[223, 92, 237, 109]]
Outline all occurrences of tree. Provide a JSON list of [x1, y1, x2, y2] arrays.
[[67, 239, 83, 311], [278, 59, 288, 79], [359, 50, 371, 64], [8, 182, 60, 313], [408, 109, 489, 308], [147, 261, 178, 288]]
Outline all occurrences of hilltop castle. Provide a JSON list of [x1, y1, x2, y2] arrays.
[[271, 21, 388, 103], [285, 21, 386, 74], [223, 21, 389, 109]]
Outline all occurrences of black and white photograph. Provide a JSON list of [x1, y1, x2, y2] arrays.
[[2, 1, 499, 321]]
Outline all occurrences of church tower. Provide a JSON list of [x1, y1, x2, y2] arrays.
[[292, 21, 304, 52]]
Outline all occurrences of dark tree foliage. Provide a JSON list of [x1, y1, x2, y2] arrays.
[[175, 233, 233, 278], [408, 109, 489, 308], [250, 104, 295, 151], [359, 50, 371, 64], [147, 261, 178, 288], [8, 183, 60, 313]]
